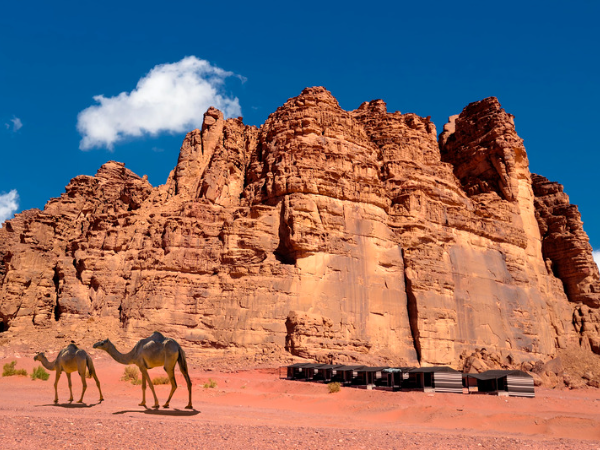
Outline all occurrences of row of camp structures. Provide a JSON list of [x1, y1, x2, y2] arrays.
[[283, 364, 535, 398]]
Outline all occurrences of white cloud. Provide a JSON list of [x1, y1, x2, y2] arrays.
[[0, 190, 19, 223], [593, 250, 600, 271], [77, 56, 242, 150], [4, 116, 22, 132], [11, 117, 22, 131]]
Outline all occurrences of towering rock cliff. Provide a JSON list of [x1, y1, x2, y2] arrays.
[[1, 87, 598, 368]]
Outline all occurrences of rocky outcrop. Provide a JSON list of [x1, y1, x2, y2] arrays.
[[1, 87, 598, 370], [439, 98, 522, 202], [531, 174, 600, 307], [531, 174, 600, 354], [0, 162, 153, 325]]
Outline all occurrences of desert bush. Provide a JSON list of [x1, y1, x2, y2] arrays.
[[31, 366, 50, 381], [2, 361, 27, 377], [203, 378, 217, 389], [121, 366, 141, 385], [152, 376, 170, 385], [121, 366, 169, 385], [327, 382, 341, 394]]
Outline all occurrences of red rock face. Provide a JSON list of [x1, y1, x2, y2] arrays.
[[531, 174, 600, 353], [0, 88, 597, 366], [440, 97, 522, 202]]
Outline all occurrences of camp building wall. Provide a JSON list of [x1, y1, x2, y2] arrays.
[[507, 375, 535, 397], [433, 372, 463, 394]]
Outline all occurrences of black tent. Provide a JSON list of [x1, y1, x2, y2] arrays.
[[330, 365, 367, 385], [286, 363, 322, 380], [378, 367, 415, 391], [407, 366, 463, 393], [353, 366, 391, 388], [311, 364, 345, 382], [464, 370, 534, 397]]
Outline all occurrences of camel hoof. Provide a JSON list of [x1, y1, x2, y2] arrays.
[[76, 400, 83, 404], [99, 398, 104, 402], [162, 404, 170, 409], [54, 400, 58, 404], [152, 405, 160, 409], [185, 405, 193, 410], [139, 402, 146, 407]]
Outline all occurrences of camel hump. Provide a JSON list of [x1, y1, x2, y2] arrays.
[[66, 343, 79, 351], [149, 331, 166, 342]]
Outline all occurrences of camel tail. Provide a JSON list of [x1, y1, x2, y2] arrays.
[[86, 354, 98, 377], [86, 352, 104, 401], [177, 348, 191, 381]]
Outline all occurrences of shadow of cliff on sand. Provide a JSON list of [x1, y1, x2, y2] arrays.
[[113, 408, 200, 417]]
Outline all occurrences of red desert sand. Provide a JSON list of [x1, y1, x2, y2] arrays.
[[1, 353, 599, 449]]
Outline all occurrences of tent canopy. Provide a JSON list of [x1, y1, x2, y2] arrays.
[[409, 366, 459, 374], [465, 370, 532, 381], [358, 366, 391, 373]]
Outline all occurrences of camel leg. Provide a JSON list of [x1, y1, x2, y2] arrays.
[[92, 372, 104, 402], [139, 371, 147, 407], [139, 367, 159, 408], [177, 353, 193, 409], [77, 369, 87, 403], [182, 370, 193, 409], [66, 372, 73, 402], [54, 370, 62, 404], [181, 367, 193, 409], [162, 366, 177, 408]]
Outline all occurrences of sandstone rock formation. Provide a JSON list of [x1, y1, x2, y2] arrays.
[[1, 87, 599, 370], [531, 174, 600, 354]]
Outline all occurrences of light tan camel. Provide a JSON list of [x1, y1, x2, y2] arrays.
[[93, 331, 193, 409], [33, 342, 104, 404]]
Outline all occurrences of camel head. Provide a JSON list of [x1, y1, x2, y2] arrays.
[[33, 352, 44, 362], [93, 338, 112, 351]]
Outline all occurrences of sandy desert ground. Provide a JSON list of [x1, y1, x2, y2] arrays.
[[1, 351, 599, 450]]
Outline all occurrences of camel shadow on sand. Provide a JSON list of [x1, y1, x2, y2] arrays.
[[112, 408, 200, 417], [38, 402, 102, 409]]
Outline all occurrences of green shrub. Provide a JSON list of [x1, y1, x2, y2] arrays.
[[203, 378, 217, 389], [152, 376, 170, 385], [2, 361, 27, 377], [327, 382, 341, 394], [31, 366, 50, 381]]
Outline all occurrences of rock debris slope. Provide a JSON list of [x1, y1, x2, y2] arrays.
[[1, 87, 599, 368]]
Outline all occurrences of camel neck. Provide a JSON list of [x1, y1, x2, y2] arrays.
[[106, 342, 135, 365], [39, 356, 57, 371]]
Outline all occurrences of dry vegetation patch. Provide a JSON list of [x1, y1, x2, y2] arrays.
[[2, 361, 27, 377], [203, 378, 217, 388], [121, 366, 142, 385], [30, 366, 49, 381], [120, 366, 170, 385], [327, 382, 341, 393]]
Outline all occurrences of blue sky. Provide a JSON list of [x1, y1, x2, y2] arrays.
[[1, 1, 599, 264]]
